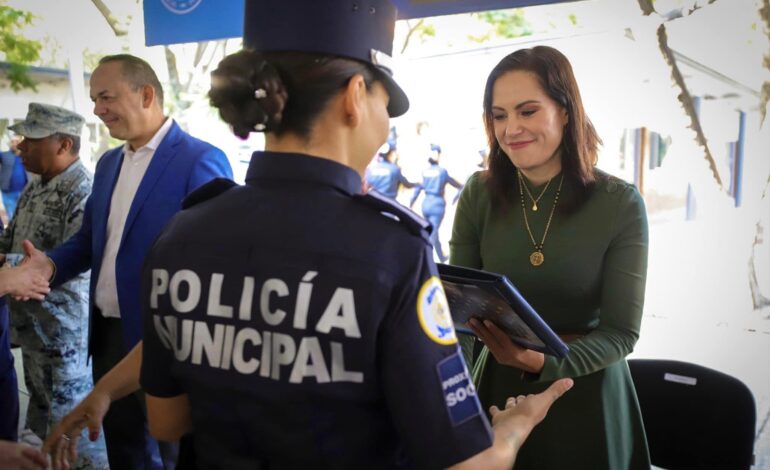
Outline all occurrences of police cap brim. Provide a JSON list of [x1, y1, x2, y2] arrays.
[[375, 68, 409, 118]]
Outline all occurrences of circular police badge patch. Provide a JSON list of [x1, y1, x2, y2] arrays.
[[417, 277, 457, 345], [161, 0, 203, 14]]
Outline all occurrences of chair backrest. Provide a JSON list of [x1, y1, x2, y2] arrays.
[[628, 359, 756, 470]]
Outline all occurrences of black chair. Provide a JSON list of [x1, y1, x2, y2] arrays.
[[628, 359, 756, 470]]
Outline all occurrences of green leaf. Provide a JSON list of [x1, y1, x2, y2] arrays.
[[0, 2, 41, 91], [477, 9, 533, 39]]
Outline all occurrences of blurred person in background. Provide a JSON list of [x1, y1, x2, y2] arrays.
[[410, 143, 464, 262], [365, 140, 417, 201], [0, 136, 29, 221]]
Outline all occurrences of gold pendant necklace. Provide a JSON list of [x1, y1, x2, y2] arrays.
[[520, 174, 553, 211], [517, 169, 563, 267], [529, 251, 545, 266]]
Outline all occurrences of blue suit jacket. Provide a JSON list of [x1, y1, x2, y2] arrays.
[[48, 121, 233, 352]]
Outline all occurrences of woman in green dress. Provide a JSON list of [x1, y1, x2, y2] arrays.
[[450, 46, 651, 469]]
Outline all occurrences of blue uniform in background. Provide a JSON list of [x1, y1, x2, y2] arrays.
[[0, 296, 18, 441], [140, 151, 492, 469], [0, 150, 28, 219], [365, 155, 413, 200], [411, 161, 463, 262], [0, 222, 19, 441]]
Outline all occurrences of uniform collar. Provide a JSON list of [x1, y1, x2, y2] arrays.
[[245, 151, 362, 196], [40, 158, 84, 186]]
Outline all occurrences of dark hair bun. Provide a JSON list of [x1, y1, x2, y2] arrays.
[[208, 50, 288, 138]]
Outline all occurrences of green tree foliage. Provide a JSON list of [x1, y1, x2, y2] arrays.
[[470, 9, 532, 42], [0, 2, 41, 91], [400, 19, 436, 53]]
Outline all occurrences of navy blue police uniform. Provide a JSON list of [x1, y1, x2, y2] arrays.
[[140, 152, 493, 469], [365, 155, 411, 200], [0, 222, 19, 441], [410, 151, 463, 262], [0, 298, 19, 441]]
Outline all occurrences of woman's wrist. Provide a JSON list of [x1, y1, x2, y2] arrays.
[[92, 380, 115, 403]]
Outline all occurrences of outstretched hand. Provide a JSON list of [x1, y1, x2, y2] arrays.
[[20, 240, 53, 275], [490, 378, 574, 447], [44, 390, 111, 470], [0, 440, 49, 470], [0, 265, 50, 301], [8, 240, 54, 301]]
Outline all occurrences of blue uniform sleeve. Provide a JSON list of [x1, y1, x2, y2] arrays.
[[47, 190, 95, 287], [449, 175, 464, 204], [409, 184, 422, 207], [398, 171, 416, 189], [379, 243, 492, 469]]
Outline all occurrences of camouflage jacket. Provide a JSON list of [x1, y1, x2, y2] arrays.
[[0, 159, 93, 348]]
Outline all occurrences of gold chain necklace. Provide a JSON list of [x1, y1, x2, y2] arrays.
[[517, 169, 563, 267], [519, 174, 553, 211]]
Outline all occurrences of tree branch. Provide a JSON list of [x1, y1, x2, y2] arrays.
[[90, 0, 128, 36], [164, 46, 191, 111], [656, 23, 723, 189], [746, 1, 770, 311], [637, 0, 655, 16], [401, 19, 424, 54], [758, 0, 770, 125]]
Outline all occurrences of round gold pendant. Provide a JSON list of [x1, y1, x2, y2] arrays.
[[530, 251, 544, 266], [532, 204, 538, 211]]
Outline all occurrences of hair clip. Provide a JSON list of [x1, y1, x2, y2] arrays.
[[254, 88, 267, 99], [253, 123, 266, 131]]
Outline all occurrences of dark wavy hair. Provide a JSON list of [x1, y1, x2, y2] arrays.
[[208, 50, 376, 140], [482, 46, 601, 213]]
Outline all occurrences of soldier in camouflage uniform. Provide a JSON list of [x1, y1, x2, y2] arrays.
[[1, 103, 108, 469]]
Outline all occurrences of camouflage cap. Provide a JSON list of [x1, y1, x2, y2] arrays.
[[9, 103, 85, 139]]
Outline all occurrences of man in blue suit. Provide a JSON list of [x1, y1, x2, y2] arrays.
[[21, 54, 233, 470]]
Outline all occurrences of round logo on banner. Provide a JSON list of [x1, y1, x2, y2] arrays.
[[161, 0, 203, 14], [417, 276, 457, 345]]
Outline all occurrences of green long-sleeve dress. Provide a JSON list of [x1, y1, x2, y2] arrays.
[[450, 169, 651, 470]]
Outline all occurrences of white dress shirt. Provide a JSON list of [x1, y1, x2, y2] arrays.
[[95, 117, 174, 318]]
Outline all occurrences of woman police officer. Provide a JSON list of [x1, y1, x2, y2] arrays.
[[140, 1, 572, 468]]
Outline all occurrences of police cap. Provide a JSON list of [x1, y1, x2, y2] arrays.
[[243, 0, 409, 117]]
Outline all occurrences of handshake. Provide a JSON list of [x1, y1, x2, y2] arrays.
[[0, 240, 54, 301]]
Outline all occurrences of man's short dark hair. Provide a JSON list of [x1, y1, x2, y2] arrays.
[[51, 133, 81, 156], [99, 54, 164, 108]]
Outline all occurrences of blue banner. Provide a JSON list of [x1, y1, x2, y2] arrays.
[[393, 0, 573, 19], [144, 0, 573, 46], [144, 0, 244, 46]]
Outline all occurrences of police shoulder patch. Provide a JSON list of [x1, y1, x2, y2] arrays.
[[417, 276, 457, 345], [354, 191, 431, 238], [437, 351, 482, 426], [182, 178, 238, 209]]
